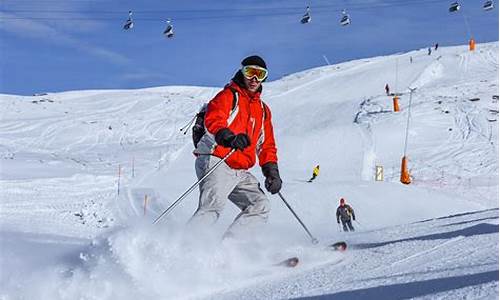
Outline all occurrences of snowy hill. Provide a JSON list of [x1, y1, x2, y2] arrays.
[[0, 43, 498, 299]]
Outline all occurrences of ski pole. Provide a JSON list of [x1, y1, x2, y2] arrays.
[[153, 149, 236, 224], [277, 192, 319, 245], [179, 114, 198, 135], [337, 222, 342, 232]]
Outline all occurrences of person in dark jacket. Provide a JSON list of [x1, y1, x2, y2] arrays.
[[336, 198, 355, 232]]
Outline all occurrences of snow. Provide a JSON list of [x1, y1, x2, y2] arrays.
[[0, 42, 498, 299]]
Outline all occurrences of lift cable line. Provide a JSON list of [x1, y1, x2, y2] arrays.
[[0, 0, 451, 14], [0, 0, 472, 23]]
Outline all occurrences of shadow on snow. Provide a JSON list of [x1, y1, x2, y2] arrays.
[[296, 270, 499, 300], [353, 223, 498, 250]]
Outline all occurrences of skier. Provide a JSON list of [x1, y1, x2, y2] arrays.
[[428, 47, 432, 55], [434, 43, 439, 51], [385, 83, 390, 95], [336, 198, 355, 232], [190, 55, 282, 237], [308, 165, 320, 182], [410, 56, 413, 64]]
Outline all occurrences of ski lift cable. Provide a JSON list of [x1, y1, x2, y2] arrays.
[[0, 11, 319, 21], [1, 0, 444, 13], [1, 0, 494, 23], [0, 0, 453, 17]]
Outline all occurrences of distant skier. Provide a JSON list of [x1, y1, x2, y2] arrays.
[[190, 55, 282, 238], [385, 83, 390, 95], [336, 198, 355, 232], [410, 56, 413, 63], [434, 43, 439, 51], [308, 165, 320, 182], [428, 47, 432, 55]]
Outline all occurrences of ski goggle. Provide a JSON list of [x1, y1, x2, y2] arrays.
[[242, 65, 268, 82]]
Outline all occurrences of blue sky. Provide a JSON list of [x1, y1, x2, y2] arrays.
[[0, 0, 498, 95]]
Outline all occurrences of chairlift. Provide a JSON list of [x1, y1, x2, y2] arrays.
[[123, 10, 134, 30], [163, 19, 174, 38], [483, 0, 494, 10], [340, 10, 351, 26], [300, 6, 311, 24], [449, 2, 461, 12]]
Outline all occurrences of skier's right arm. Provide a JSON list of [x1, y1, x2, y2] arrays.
[[205, 89, 249, 150]]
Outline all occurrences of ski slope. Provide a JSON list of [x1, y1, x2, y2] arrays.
[[0, 43, 498, 299]]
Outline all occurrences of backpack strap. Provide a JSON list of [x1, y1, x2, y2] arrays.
[[227, 86, 239, 112], [226, 86, 239, 125]]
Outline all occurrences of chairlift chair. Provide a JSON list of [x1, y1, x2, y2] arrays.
[[123, 11, 134, 30], [483, 0, 494, 10], [449, 2, 461, 12], [340, 10, 351, 26], [163, 20, 174, 38], [300, 6, 311, 24]]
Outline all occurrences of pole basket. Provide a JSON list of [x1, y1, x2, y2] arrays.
[[400, 156, 411, 184], [393, 96, 400, 112], [469, 38, 475, 51]]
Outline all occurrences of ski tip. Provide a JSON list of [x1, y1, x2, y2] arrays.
[[330, 241, 347, 251], [278, 256, 299, 267]]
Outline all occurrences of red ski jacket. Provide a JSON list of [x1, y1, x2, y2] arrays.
[[204, 81, 278, 169]]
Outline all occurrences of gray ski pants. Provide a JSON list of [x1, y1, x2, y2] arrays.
[[189, 154, 270, 235]]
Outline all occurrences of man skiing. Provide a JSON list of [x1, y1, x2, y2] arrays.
[[385, 83, 390, 95], [190, 55, 282, 237], [308, 165, 320, 182], [336, 198, 355, 232]]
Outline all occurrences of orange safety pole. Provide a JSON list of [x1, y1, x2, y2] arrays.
[[400, 156, 411, 184], [393, 96, 400, 112], [400, 88, 416, 185], [469, 38, 475, 51]]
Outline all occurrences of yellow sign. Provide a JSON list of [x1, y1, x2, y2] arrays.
[[375, 166, 384, 181]]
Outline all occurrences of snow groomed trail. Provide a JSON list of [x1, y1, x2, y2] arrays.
[[0, 43, 498, 299], [212, 208, 499, 300]]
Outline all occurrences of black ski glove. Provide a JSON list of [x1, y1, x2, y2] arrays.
[[262, 162, 282, 194], [215, 128, 250, 151]]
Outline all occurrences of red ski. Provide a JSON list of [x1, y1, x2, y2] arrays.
[[329, 241, 347, 251], [276, 256, 299, 267]]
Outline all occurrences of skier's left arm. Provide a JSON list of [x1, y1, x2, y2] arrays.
[[350, 206, 356, 221], [259, 104, 281, 194]]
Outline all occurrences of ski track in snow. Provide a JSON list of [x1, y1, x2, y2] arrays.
[[0, 43, 498, 299]]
